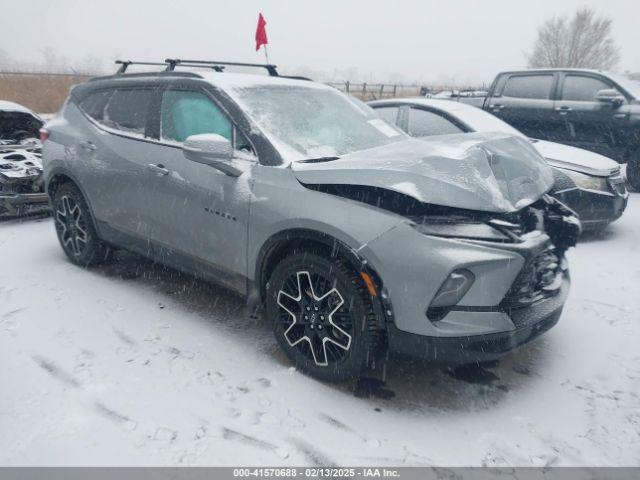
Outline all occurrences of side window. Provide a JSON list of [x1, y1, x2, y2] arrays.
[[502, 75, 553, 100], [374, 106, 400, 125], [161, 90, 232, 143], [79, 90, 113, 122], [102, 89, 154, 135], [561, 75, 613, 101], [407, 108, 464, 137]]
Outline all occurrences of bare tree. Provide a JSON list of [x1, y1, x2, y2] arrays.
[[527, 7, 620, 70]]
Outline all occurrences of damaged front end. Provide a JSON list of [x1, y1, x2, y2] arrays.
[[294, 133, 580, 356], [414, 194, 580, 320], [0, 145, 49, 218], [308, 181, 580, 317]]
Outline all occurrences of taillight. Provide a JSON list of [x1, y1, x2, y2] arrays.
[[39, 128, 50, 143]]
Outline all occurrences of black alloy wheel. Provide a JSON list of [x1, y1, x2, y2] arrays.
[[53, 183, 110, 266], [266, 250, 382, 382]]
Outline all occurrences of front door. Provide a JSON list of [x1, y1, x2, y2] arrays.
[[554, 72, 630, 160], [143, 87, 256, 291]]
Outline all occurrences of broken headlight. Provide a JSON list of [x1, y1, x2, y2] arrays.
[[412, 219, 511, 242], [562, 169, 609, 192]]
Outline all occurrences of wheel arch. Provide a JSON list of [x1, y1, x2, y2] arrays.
[[46, 167, 103, 236], [254, 228, 391, 331], [46, 167, 84, 198]]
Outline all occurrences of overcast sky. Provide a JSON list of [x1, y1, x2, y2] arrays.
[[3, 0, 639, 85]]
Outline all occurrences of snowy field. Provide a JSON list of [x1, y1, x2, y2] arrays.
[[1, 194, 639, 467]]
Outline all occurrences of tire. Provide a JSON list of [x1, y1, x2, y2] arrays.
[[627, 150, 640, 192], [265, 250, 382, 382], [52, 182, 110, 267]]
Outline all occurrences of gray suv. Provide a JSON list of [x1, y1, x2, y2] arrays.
[[42, 60, 579, 382]]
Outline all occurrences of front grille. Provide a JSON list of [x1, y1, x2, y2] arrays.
[[502, 248, 562, 310]]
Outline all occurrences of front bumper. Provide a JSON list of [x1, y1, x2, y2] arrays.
[[552, 181, 628, 230], [361, 217, 572, 363], [0, 192, 50, 217], [386, 271, 569, 363]]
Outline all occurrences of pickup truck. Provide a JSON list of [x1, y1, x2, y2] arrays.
[[481, 69, 640, 190]]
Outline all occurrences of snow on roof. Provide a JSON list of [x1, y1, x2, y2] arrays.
[[197, 71, 333, 92], [373, 97, 479, 114], [0, 100, 39, 116]]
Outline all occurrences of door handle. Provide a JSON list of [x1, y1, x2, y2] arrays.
[[489, 104, 504, 111], [78, 140, 96, 151], [147, 163, 170, 176], [555, 106, 572, 115], [613, 113, 627, 120]]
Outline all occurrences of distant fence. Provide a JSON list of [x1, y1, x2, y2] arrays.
[[327, 82, 423, 100], [327, 81, 487, 100], [0, 71, 93, 113]]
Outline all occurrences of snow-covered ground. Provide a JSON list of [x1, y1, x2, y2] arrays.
[[1, 195, 639, 467]]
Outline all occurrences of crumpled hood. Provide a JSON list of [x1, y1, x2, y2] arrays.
[[532, 139, 620, 177], [292, 132, 555, 213], [0, 147, 43, 181]]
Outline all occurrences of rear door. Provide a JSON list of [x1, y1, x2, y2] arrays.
[[486, 72, 563, 141], [75, 85, 162, 237], [554, 72, 629, 159]]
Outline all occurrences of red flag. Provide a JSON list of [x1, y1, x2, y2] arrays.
[[255, 13, 268, 51]]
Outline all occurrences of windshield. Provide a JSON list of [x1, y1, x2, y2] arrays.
[[607, 73, 640, 99], [229, 85, 406, 161]]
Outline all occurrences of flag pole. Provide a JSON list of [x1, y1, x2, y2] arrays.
[[263, 45, 270, 65]]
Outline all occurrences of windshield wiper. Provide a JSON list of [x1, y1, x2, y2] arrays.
[[298, 156, 340, 163]]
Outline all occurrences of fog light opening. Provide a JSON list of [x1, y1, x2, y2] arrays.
[[427, 269, 475, 320]]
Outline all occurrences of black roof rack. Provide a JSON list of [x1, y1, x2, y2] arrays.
[[115, 60, 172, 74], [165, 59, 279, 76], [114, 59, 280, 76]]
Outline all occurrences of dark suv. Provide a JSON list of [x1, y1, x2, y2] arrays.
[[482, 69, 640, 190]]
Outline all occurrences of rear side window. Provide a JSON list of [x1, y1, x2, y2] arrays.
[[374, 106, 400, 125], [79, 90, 113, 121], [503, 75, 553, 99], [561, 75, 612, 101], [102, 89, 154, 135], [408, 108, 464, 137], [161, 90, 232, 143]]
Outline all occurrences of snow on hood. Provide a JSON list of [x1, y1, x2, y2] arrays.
[[531, 139, 620, 177], [0, 100, 41, 119], [292, 132, 555, 213]]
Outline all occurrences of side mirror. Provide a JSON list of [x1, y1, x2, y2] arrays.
[[182, 134, 242, 177], [595, 89, 624, 107]]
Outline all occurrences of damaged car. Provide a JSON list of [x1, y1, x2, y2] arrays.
[[0, 101, 48, 217], [370, 98, 628, 231], [42, 60, 580, 382], [0, 100, 43, 146]]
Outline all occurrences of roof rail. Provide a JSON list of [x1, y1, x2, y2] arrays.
[[164, 59, 279, 76]]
